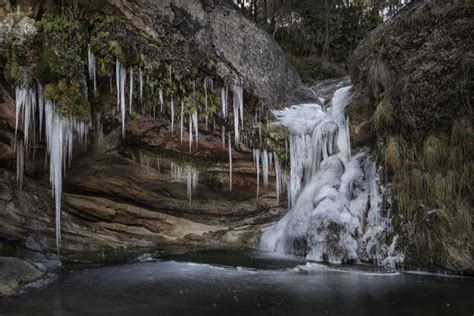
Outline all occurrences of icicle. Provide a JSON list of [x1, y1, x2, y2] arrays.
[[116, 60, 120, 110], [87, 44, 97, 96], [221, 87, 228, 118], [274, 152, 281, 201], [129, 68, 134, 114], [204, 76, 212, 130], [171, 98, 175, 134], [193, 110, 198, 147], [228, 132, 232, 192], [255, 149, 260, 198], [159, 89, 164, 113], [189, 114, 193, 153], [232, 83, 243, 145], [171, 162, 199, 203], [180, 102, 184, 144], [139, 68, 144, 102], [119, 64, 127, 137], [262, 149, 269, 186], [38, 84, 44, 139], [14, 87, 36, 153]]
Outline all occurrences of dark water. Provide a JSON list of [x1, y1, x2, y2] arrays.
[[1, 249, 473, 316]]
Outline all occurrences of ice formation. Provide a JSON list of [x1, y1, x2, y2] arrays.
[[14, 85, 89, 253], [170, 98, 175, 134], [204, 76, 212, 129], [159, 89, 164, 113], [261, 149, 269, 186], [188, 113, 193, 153], [221, 87, 228, 119], [129, 68, 134, 114], [274, 153, 282, 201], [15, 87, 36, 148], [170, 163, 199, 202], [87, 44, 97, 96], [116, 60, 127, 137], [44, 101, 89, 253], [253, 149, 260, 198], [139, 68, 144, 102], [228, 132, 232, 191], [260, 84, 395, 265], [180, 102, 184, 144], [232, 83, 244, 144]]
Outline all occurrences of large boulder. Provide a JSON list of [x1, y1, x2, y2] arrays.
[[77, 0, 301, 107], [349, 0, 473, 274]]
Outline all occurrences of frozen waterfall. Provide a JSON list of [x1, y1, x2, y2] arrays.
[[260, 84, 395, 265]]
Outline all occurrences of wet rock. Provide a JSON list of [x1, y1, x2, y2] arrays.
[[0, 256, 44, 297]]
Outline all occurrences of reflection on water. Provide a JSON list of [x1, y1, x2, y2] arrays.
[[1, 249, 472, 316]]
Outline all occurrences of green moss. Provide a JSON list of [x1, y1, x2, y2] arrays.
[[36, 44, 62, 82], [4, 52, 20, 84], [37, 9, 86, 81], [44, 79, 91, 122], [96, 57, 112, 77]]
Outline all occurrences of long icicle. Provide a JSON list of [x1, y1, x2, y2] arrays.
[[120, 63, 126, 137], [129, 68, 134, 114], [180, 101, 184, 144], [228, 132, 232, 191]]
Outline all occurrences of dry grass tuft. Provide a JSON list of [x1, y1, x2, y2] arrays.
[[373, 97, 394, 132], [381, 115, 473, 271]]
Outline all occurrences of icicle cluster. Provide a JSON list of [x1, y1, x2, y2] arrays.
[[186, 110, 199, 153], [252, 148, 287, 201], [44, 101, 89, 252], [14, 85, 90, 253], [232, 83, 244, 145], [170, 162, 199, 202]]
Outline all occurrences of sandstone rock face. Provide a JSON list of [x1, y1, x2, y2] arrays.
[[0, 0, 297, 259], [0, 257, 44, 297], [0, 84, 286, 257]]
